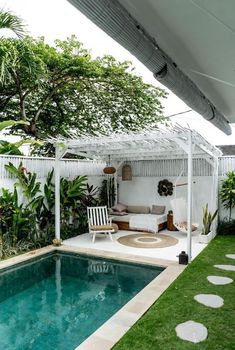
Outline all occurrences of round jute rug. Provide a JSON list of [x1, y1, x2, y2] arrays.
[[117, 233, 178, 248]]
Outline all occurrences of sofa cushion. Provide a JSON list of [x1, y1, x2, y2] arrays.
[[112, 211, 128, 216], [151, 205, 166, 215], [91, 224, 114, 231], [127, 205, 150, 214], [111, 203, 127, 212]]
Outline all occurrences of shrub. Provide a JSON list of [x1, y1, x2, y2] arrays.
[[220, 171, 235, 220], [217, 219, 235, 236]]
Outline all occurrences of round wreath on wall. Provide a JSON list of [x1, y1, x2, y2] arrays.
[[158, 179, 173, 196]]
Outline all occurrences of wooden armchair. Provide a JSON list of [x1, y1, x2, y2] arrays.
[[87, 206, 114, 243]]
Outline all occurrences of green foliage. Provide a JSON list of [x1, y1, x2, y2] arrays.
[[99, 177, 116, 207], [0, 188, 33, 248], [202, 203, 218, 235], [0, 119, 29, 131], [0, 140, 23, 155], [39, 169, 55, 231], [0, 164, 99, 257], [0, 238, 34, 259], [220, 171, 235, 220], [60, 176, 98, 235], [76, 183, 99, 233], [217, 218, 235, 236], [60, 175, 87, 228], [0, 36, 166, 145], [0, 120, 35, 156], [5, 162, 43, 206], [0, 140, 43, 156]]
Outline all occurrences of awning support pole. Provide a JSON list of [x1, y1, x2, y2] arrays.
[[187, 130, 193, 263]]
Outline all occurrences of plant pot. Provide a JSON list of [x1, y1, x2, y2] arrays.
[[52, 238, 62, 246], [198, 231, 213, 244]]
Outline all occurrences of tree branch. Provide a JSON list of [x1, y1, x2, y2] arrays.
[[32, 75, 78, 126], [12, 72, 27, 121]]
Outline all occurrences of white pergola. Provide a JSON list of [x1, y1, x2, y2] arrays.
[[54, 126, 222, 263]]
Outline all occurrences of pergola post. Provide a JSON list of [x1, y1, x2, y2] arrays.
[[55, 146, 61, 240], [187, 130, 193, 263], [55, 143, 68, 240]]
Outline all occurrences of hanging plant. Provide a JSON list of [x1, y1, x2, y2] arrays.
[[99, 177, 116, 207], [158, 179, 173, 196]]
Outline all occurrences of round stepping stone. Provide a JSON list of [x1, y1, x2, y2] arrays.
[[214, 264, 235, 272], [226, 254, 235, 260], [175, 320, 208, 343], [194, 294, 224, 308], [207, 275, 233, 285]]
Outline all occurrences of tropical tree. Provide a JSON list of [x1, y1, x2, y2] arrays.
[[220, 171, 235, 220], [0, 36, 167, 145], [0, 10, 25, 38]]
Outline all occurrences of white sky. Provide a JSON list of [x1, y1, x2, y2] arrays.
[[1, 0, 235, 145]]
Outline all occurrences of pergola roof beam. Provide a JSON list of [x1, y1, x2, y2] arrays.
[[53, 126, 222, 162], [66, 132, 189, 149]]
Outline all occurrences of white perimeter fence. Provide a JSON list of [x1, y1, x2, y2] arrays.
[[0, 155, 234, 179], [0, 154, 105, 179]]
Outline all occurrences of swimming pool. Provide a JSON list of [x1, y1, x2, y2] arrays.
[[0, 252, 163, 350]]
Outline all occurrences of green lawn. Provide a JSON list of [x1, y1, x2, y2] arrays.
[[113, 236, 235, 350]]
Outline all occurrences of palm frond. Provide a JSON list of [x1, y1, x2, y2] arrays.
[[0, 10, 26, 38]]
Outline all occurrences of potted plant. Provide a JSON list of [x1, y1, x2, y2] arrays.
[[52, 238, 62, 246], [199, 204, 218, 244]]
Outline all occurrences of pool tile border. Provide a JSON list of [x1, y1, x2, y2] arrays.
[[0, 245, 55, 271], [0, 245, 186, 350]]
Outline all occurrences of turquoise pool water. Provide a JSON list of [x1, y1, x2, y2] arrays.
[[0, 252, 163, 350]]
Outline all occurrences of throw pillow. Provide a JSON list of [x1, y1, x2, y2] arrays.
[[151, 205, 166, 215], [112, 211, 128, 216], [127, 205, 150, 214], [111, 203, 127, 212]]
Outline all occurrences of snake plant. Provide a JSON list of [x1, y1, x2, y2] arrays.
[[202, 204, 218, 235]]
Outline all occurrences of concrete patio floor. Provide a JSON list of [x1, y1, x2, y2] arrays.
[[63, 229, 206, 262]]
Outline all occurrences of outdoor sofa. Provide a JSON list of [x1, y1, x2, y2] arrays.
[[110, 204, 167, 233]]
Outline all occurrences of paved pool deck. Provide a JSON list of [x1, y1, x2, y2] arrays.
[[63, 229, 206, 262]]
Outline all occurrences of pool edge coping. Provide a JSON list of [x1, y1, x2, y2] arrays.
[[0, 244, 186, 350]]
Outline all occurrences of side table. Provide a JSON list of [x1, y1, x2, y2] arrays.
[[167, 214, 178, 231]]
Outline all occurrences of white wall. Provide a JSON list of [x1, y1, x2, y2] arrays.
[[118, 176, 215, 226]]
